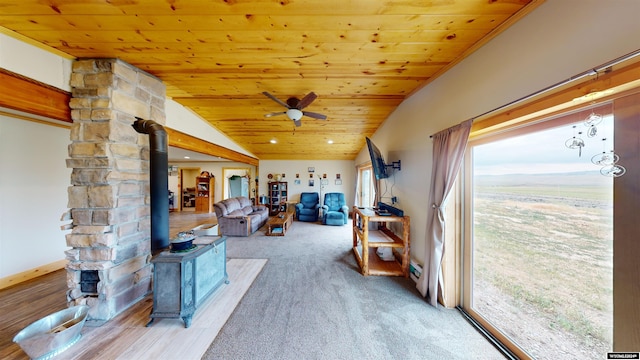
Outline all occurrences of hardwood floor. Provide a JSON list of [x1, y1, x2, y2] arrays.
[[0, 211, 262, 360], [166, 211, 218, 239], [0, 270, 68, 359]]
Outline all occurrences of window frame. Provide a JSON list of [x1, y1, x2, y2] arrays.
[[456, 59, 640, 356]]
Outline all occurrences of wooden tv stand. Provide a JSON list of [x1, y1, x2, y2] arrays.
[[352, 207, 410, 277]]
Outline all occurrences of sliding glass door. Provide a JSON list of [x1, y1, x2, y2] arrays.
[[357, 164, 375, 208], [463, 104, 614, 359]]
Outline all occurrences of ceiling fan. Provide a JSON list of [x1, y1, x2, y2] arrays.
[[262, 91, 327, 127]]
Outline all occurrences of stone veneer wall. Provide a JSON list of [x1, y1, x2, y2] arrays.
[[65, 58, 166, 325]]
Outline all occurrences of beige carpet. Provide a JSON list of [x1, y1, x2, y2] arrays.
[[203, 221, 506, 360], [56, 258, 266, 360]]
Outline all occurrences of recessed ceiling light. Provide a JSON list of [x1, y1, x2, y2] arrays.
[[327, 140, 334, 144], [270, 139, 277, 144], [184, 156, 190, 159]]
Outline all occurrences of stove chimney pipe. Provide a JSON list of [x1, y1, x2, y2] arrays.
[[132, 118, 169, 252]]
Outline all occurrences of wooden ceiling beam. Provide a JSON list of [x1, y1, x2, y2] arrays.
[[165, 127, 259, 166], [0, 69, 71, 123]]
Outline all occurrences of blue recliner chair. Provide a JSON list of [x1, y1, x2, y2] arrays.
[[295, 192, 320, 222], [322, 192, 349, 225]]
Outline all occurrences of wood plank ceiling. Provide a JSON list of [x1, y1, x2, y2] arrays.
[[0, 0, 537, 160]]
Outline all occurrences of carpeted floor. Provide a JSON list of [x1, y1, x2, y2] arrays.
[[203, 221, 505, 360]]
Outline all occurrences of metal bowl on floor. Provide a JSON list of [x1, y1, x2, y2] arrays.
[[13, 305, 89, 360]]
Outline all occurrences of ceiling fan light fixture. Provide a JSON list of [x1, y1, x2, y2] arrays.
[[286, 108, 303, 121]]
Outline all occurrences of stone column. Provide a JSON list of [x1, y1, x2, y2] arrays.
[[65, 59, 166, 325]]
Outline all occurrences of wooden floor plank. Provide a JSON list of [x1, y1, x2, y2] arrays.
[[0, 211, 270, 360], [3, 258, 265, 360], [0, 272, 68, 360]]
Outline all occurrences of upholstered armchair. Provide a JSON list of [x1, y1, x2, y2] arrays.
[[322, 192, 349, 225], [295, 192, 321, 222]]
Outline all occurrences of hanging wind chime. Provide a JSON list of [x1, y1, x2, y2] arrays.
[[564, 111, 626, 177]]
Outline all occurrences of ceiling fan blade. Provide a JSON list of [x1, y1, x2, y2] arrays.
[[294, 119, 302, 127], [286, 97, 300, 108], [262, 91, 290, 109], [303, 111, 327, 120], [296, 92, 317, 109], [264, 111, 286, 118]]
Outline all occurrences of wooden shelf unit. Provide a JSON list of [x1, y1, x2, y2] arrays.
[[195, 176, 214, 213], [352, 207, 410, 277], [267, 181, 288, 216]]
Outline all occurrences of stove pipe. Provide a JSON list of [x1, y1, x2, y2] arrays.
[[132, 118, 169, 252]]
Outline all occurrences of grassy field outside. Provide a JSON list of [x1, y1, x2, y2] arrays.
[[472, 172, 613, 359]]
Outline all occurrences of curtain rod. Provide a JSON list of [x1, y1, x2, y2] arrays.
[[429, 48, 640, 138]]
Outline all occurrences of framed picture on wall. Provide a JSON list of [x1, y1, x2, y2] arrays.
[[294, 179, 301, 185], [335, 179, 342, 185], [308, 167, 315, 173], [309, 179, 315, 186]]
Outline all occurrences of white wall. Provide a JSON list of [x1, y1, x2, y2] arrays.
[[358, 0, 640, 264], [169, 159, 355, 213], [0, 34, 74, 278], [258, 160, 356, 206], [0, 33, 256, 279], [164, 100, 257, 158], [169, 161, 257, 205], [0, 32, 72, 91], [0, 115, 71, 277]]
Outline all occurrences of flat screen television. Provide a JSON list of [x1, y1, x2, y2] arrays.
[[366, 137, 390, 180]]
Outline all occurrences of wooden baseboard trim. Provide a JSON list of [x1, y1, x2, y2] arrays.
[[0, 259, 67, 290]]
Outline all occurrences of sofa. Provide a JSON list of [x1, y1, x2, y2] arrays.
[[213, 196, 269, 236]]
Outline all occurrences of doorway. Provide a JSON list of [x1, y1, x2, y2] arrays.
[[179, 167, 200, 212], [222, 167, 251, 200]]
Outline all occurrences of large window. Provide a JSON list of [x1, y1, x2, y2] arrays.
[[464, 104, 616, 358]]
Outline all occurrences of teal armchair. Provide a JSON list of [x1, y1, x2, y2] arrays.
[[322, 192, 349, 225], [295, 192, 320, 222]]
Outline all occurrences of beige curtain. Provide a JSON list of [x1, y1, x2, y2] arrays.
[[417, 119, 472, 306]]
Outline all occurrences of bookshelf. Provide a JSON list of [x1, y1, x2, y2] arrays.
[[268, 181, 288, 215], [195, 176, 214, 213]]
